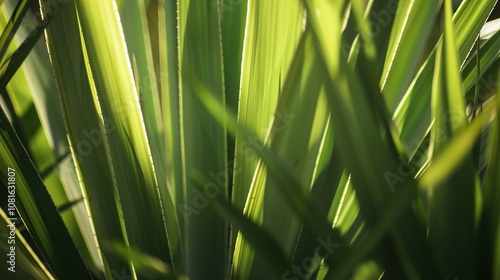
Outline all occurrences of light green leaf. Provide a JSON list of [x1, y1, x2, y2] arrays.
[[426, 1, 479, 277]]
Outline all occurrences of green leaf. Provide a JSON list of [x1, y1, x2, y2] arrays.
[[462, 24, 500, 106], [194, 178, 289, 279], [0, 19, 44, 89], [111, 241, 173, 279], [420, 105, 495, 188], [191, 64, 347, 280], [119, 0, 183, 273], [478, 56, 500, 280], [176, 1, 228, 278], [394, 0, 498, 158], [0, 0, 29, 63], [73, 0, 177, 277], [425, 1, 479, 277], [0, 102, 91, 279], [42, 0, 134, 277], [0, 2, 101, 272], [304, 0, 437, 276], [239, 29, 332, 279], [381, 0, 443, 111], [231, 0, 303, 212]]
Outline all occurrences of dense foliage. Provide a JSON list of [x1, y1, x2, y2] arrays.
[[0, 0, 499, 279]]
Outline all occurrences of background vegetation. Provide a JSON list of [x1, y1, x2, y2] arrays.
[[0, 0, 499, 279]]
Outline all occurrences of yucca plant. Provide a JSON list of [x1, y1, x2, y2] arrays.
[[0, 0, 499, 279]]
